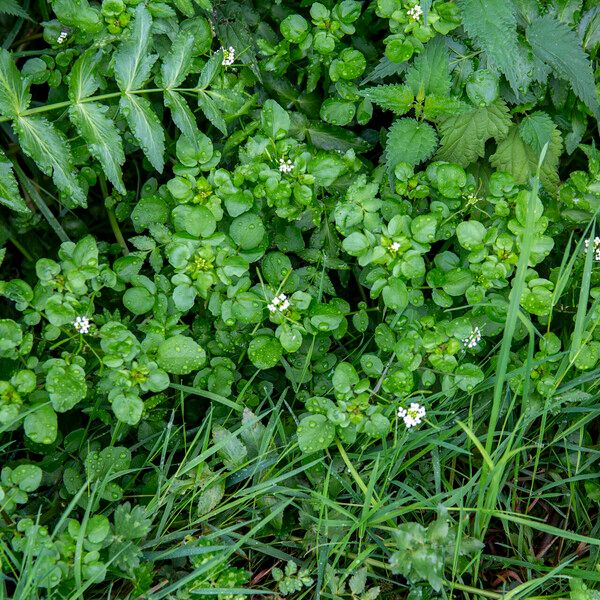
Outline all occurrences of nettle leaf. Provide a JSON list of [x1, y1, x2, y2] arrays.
[[519, 111, 554, 155], [385, 118, 437, 173], [435, 99, 511, 167], [68, 50, 100, 102], [114, 4, 157, 92], [161, 31, 195, 89], [120, 95, 165, 173], [490, 125, 563, 193], [405, 37, 451, 97], [358, 84, 413, 115], [0, 48, 30, 117], [526, 14, 600, 118], [14, 116, 86, 206], [0, 0, 33, 19], [197, 91, 227, 135], [457, 0, 531, 94], [164, 90, 199, 140], [69, 103, 125, 193], [0, 149, 27, 212]]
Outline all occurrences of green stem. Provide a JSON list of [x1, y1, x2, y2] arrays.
[[8, 235, 34, 262], [99, 174, 129, 255]]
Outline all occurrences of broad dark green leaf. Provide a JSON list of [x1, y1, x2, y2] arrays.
[[405, 37, 451, 97], [114, 4, 157, 92], [527, 14, 599, 118], [14, 116, 86, 206], [120, 94, 165, 172], [0, 49, 30, 117], [69, 102, 125, 193], [161, 31, 195, 89], [359, 84, 413, 115], [164, 90, 199, 140], [0, 149, 28, 213], [197, 91, 227, 135], [385, 118, 438, 173], [68, 51, 100, 102]]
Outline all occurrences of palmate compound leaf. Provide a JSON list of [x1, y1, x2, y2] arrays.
[[526, 14, 600, 118], [385, 118, 438, 174], [113, 4, 157, 93], [121, 95, 165, 173], [435, 99, 511, 167], [457, 0, 531, 95], [69, 102, 125, 194], [0, 149, 28, 212], [490, 124, 563, 193], [358, 84, 413, 115], [14, 116, 86, 207], [0, 48, 30, 118]]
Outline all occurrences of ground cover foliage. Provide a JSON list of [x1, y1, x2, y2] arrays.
[[0, 0, 600, 597]]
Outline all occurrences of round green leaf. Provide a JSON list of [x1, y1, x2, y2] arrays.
[[456, 220, 486, 250], [248, 335, 283, 369], [297, 414, 335, 453], [123, 286, 154, 315], [230, 213, 266, 249], [320, 99, 356, 126], [12, 464, 42, 492], [113, 393, 144, 425], [156, 335, 206, 374]]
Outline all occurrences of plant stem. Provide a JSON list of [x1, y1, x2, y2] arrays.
[[99, 174, 129, 255]]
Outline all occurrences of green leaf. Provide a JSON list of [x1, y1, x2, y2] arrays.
[[11, 464, 42, 492], [24, 404, 57, 445], [52, 0, 102, 32], [382, 278, 409, 311], [69, 102, 125, 193], [198, 52, 222, 89], [213, 425, 248, 470], [229, 213, 266, 249], [457, 0, 531, 94], [358, 84, 413, 115], [164, 90, 199, 140], [0, 48, 30, 117], [405, 37, 451, 97], [156, 335, 206, 374], [0, 0, 32, 19], [297, 414, 335, 453], [120, 94, 165, 172], [435, 100, 511, 167], [519, 111, 554, 155], [161, 31, 195, 89], [490, 125, 563, 193], [0, 150, 27, 212], [320, 98, 355, 126], [261, 99, 290, 140], [197, 91, 227, 135], [68, 51, 100, 102], [248, 335, 283, 369], [385, 118, 438, 173], [526, 14, 599, 118], [46, 364, 87, 412], [114, 4, 157, 92], [113, 393, 144, 425], [14, 116, 86, 206]]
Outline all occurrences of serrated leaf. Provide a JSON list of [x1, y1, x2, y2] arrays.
[[405, 37, 451, 97], [362, 56, 408, 85], [0, 49, 30, 117], [197, 91, 227, 135], [194, 0, 213, 9], [457, 0, 531, 94], [385, 118, 438, 173], [114, 4, 157, 92], [161, 31, 195, 89], [518, 111, 554, 155], [435, 99, 511, 167], [198, 52, 222, 89], [164, 89, 199, 140], [68, 51, 100, 102], [358, 84, 413, 115], [0, 0, 32, 20], [69, 102, 125, 193], [490, 125, 563, 193], [423, 94, 468, 121], [120, 94, 165, 172], [0, 149, 27, 213], [14, 116, 86, 206], [172, 0, 194, 16], [526, 14, 599, 117]]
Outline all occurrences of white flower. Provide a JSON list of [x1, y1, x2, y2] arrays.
[[463, 326, 482, 349], [583, 236, 600, 261], [279, 158, 295, 173], [398, 402, 426, 428], [268, 293, 290, 314], [73, 316, 91, 334], [57, 30, 69, 44], [407, 4, 423, 20], [390, 241, 401, 252], [221, 46, 235, 66]]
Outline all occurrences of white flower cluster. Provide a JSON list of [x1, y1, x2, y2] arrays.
[[389, 241, 401, 252], [57, 29, 69, 44], [398, 402, 426, 428], [407, 4, 423, 20], [463, 326, 482, 349], [279, 158, 294, 173], [221, 46, 235, 66], [268, 293, 290, 313], [584, 236, 600, 261], [73, 316, 91, 334]]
